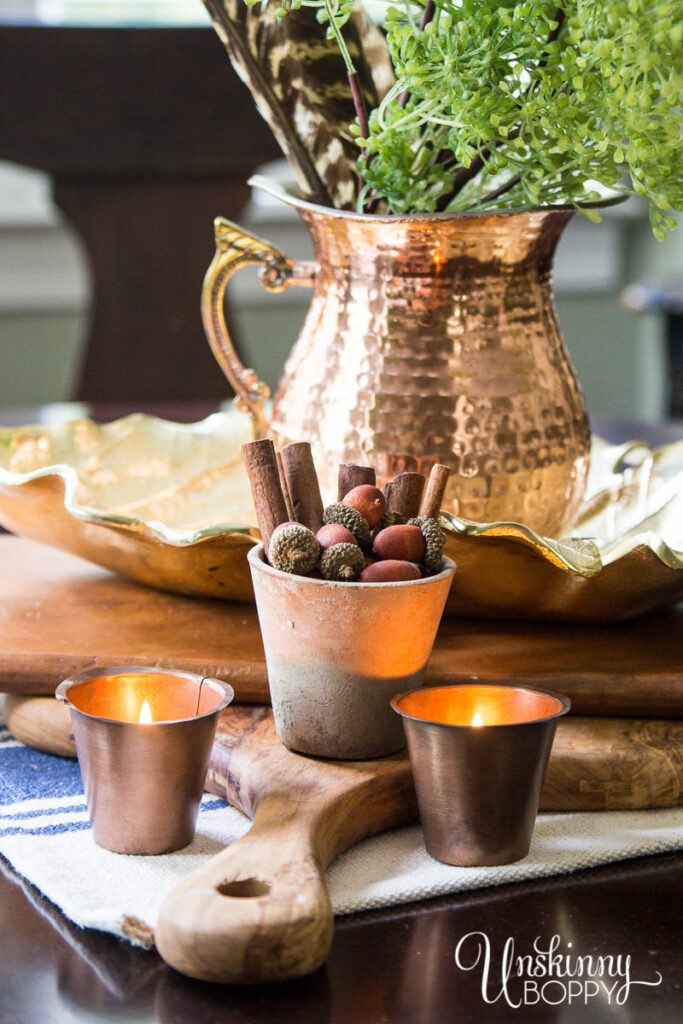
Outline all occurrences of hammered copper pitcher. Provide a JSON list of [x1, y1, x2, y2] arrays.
[[202, 176, 590, 535]]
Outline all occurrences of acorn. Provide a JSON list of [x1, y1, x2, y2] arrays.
[[373, 510, 405, 536], [316, 523, 358, 551], [320, 542, 365, 582], [323, 502, 372, 553], [359, 559, 421, 583], [408, 516, 446, 571], [372, 523, 426, 563], [269, 523, 320, 575], [342, 484, 386, 528]]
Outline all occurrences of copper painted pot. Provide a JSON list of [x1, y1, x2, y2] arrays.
[[203, 177, 595, 535], [248, 545, 455, 759]]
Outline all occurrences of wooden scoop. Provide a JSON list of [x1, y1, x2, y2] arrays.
[[154, 705, 417, 984]]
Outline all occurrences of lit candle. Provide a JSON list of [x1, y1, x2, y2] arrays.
[[392, 683, 570, 866], [56, 666, 233, 854]]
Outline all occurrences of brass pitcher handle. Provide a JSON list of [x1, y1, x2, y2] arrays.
[[201, 217, 316, 439]]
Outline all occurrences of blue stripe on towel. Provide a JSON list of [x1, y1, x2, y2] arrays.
[[0, 745, 83, 806], [0, 803, 89, 821], [0, 798, 225, 823], [0, 820, 92, 839], [200, 799, 227, 812]]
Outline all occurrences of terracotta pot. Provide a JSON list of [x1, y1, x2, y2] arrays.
[[201, 178, 613, 535], [247, 545, 455, 759]]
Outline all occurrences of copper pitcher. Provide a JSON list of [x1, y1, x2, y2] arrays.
[[202, 175, 591, 535]]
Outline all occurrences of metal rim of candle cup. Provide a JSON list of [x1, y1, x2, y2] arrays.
[[390, 682, 571, 729], [391, 683, 571, 867], [56, 665, 234, 725], [247, 543, 456, 588]]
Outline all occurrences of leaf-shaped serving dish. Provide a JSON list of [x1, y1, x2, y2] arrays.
[[0, 413, 258, 604], [0, 414, 681, 622]]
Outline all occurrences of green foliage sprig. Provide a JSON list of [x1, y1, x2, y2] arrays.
[[258, 0, 683, 235]]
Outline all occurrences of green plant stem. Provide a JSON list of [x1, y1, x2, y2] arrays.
[[320, 0, 369, 144]]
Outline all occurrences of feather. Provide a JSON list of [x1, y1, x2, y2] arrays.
[[203, 0, 394, 209]]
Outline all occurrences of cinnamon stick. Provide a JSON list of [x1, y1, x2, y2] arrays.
[[276, 450, 295, 521], [280, 442, 324, 533], [420, 464, 451, 519], [241, 439, 290, 554], [386, 472, 425, 519], [338, 463, 376, 500]]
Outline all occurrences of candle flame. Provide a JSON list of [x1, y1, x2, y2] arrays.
[[472, 712, 484, 728], [138, 699, 152, 724]]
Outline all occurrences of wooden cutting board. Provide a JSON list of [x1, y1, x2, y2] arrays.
[[2, 537, 682, 717], [0, 537, 267, 701], [154, 704, 683, 984]]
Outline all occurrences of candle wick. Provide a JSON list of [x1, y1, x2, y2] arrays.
[[195, 677, 206, 718]]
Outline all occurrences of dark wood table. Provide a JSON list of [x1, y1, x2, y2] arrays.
[[1, 852, 681, 1023], [1, 406, 681, 1022]]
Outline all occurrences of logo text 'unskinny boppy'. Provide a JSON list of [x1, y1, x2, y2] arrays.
[[454, 932, 663, 1008]]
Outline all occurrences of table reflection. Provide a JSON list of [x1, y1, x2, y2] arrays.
[[2, 849, 682, 1024]]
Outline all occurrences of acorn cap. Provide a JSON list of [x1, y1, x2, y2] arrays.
[[323, 502, 372, 553], [320, 542, 365, 582], [269, 523, 320, 575], [408, 516, 446, 571]]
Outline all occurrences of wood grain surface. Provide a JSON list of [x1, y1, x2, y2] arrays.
[[0, 538, 267, 700], [1, 537, 681, 717], [5, 696, 682, 812]]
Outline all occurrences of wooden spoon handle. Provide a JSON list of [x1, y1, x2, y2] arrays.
[[155, 796, 332, 984]]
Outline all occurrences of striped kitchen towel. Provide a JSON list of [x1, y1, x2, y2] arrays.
[[2, 710, 683, 948]]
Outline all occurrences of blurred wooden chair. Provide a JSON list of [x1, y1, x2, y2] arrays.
[[0, 23, 280, 401]]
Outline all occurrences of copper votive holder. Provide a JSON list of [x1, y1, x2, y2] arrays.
[[391, 683, 570, 866], [56, 666, 234, 855]]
